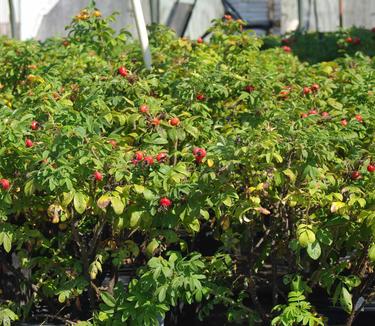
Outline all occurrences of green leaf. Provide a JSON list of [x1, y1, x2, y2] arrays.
[[24, 179, 35, 196], [143, 189, 155, 200], [3, 232, 12, 253], [130, 211, 142, 228], [307, 241, 321, 260], [74, 192, 88, 214], [62, 191, 74, 207], [133, 185, 145, 194], [283, 169, 296, 183], [340, 286, 352, 313], [111, 196, 125, 215], [58, 292, 66, 303], [146, 239, 159, 256], [100, 291, 116, 308], [97, 193, 111, 210], [327, 98, 343, 110], [158, 286, 167, 302], [223, 196, 232, 207]]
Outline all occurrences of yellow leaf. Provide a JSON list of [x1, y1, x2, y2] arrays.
[[330, 201, 346, 213]]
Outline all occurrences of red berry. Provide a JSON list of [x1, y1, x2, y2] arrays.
[[197, 37, 203, 44], [139, 104, 149, 114], [303, 87, 312, 95], [321, 111, 329, 118], [193, 147, 207, 163], [355, 114, 363, 123], [341, 119, 348, 127], [143, 156, 154, 165], [0, 179, 10, 191], [351, 171, 361, 180], [169, 117, 180, 126], [367, 164, 375, 173], [118, 66, 128, 77], [108, 139, 117, 148], [311, 83, 319, 92], [279, 90, 289, 98], [301, 113, 309, 119], [93, 171, 103, 181], [353, 37, 361, 45], [156, 152, 168, 163], [134, 151, 144, 161], [25, 138, 33, 148], [309, 109, 318, 115], [151, 117, 161, 126], [159, 197, 172, 208], [346, 37, 353, 43], [282, 46, 292, 53], [196, 93, 205, 101], [31, 121, 39, 130], [244, 85, 255, 93]]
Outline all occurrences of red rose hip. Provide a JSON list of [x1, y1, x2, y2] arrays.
[[0, 179, 10, 191], [159, 197, 172, 208], [193, 147, 207, 163], [303, 87, 312, 95], [367, 164, 375, 173], [169, 117, 180, 126], [134, 151, 144, 161], [156, 152, 168, 163], [143, 156, 154, 165], [31, 121, 39, 130], [25, 138, 33, 148], [351, 171, 361, 180], [139, 104, 149, 114], [341, 119, 348, 127], [244, 85, 255, 93], [118, 66, 128, 77], [282, 46, 291, 53], [196, 93, 205, 101], [93, 171, 103, 181], [355, 114, 363, 123], [151, 117, 161, 126]]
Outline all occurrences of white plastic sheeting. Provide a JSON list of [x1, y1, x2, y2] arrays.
[[1, 0, 375, 40], [281, 0, 375, 33]]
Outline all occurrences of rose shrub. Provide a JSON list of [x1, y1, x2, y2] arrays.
[[0, 4, 375, 326]]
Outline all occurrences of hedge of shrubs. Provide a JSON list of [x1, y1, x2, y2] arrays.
[[0, 4, 374, 326]]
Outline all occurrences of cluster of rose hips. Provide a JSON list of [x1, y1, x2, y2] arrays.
[[23, 120, 40, 148], [303, 83, 319, 95], [351, 163, 375, 180], [137, 104, 181, 127], [301, 110, 364, 126], [345, 37, 361, 45], [131, 151, 168, 166]]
